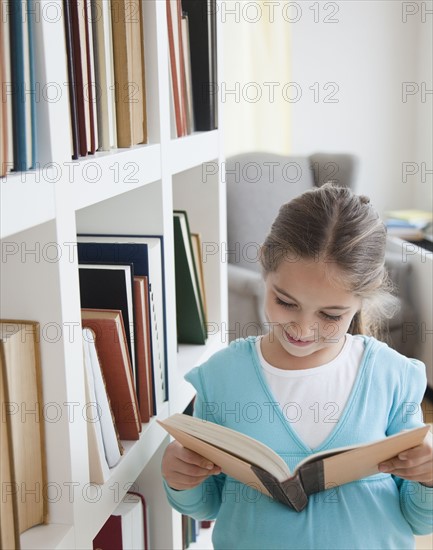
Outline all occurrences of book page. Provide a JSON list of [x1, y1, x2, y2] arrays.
[[159, 414, 290, 481], [316, 426, 429, 486]]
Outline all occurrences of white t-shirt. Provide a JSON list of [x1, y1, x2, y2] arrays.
[[256, 334, 365, 449]]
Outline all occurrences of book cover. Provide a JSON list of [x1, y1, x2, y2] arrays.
[[70, 0, 89, 156], [0, 339, 21, 550], [63, 0, 81, 159], [173, 212, 207, 344], [1, 0, 14, 176], [0, 320, 47, 532], [131, 0, 147, 145], [82, 328, 123, 475], [78, 263, 137, 387], [82, 329, 111, 483], [190, 232, 207, 323], [181, 12, 195, 133], [83, 0, 98, 153], [81, 309, 141, 441], [91, 0, 117, 151], [111, 0, 146, 147], [27, 0, 37, 168], [133, 276, 153, 422], [0, 2, 7, 176], [167, 0, 186, 137], [181, 0, 217, 131], [77, 235, 168, 408], [9, 0, 31, 170], [159, 414, 430, 512], [93, 491, 148, 550]]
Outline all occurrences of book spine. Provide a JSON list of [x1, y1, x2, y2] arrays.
[[63, 0, 81, 159], [251, 466, 309, 512], [298, 460, 325, 496]]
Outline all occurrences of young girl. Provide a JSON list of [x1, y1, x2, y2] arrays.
[[161, 183, 433, 549]]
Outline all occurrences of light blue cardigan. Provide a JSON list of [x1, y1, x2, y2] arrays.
[[163, 336, 433, 549]]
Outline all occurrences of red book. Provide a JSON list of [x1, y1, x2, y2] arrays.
[[167, 0, 186, 136], [93, 492, 148, 550], [133, 276, 154, 422], [81, 309, 141, 440], [69, 0, 88, 156]]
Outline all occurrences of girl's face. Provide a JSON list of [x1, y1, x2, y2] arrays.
[[263, 258, 362, 369]]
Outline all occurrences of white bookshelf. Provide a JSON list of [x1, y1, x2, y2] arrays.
[[0, 1, 227, 549]]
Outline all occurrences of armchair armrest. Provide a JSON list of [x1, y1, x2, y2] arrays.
[[227, 264, 267, 335]]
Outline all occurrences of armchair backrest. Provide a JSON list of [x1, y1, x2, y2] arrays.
[[226, 152, 358, 273]]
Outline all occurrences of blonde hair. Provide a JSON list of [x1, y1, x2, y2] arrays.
[[260, 183, 398, 337]]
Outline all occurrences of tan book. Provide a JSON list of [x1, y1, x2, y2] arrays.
[[111, 0, 147, 147], [92, 0, 117, 150], [0, 320, 47, 533], [190, 233, 207, 322], [158, 414, 430, 512], [0, 340, 21, 549]]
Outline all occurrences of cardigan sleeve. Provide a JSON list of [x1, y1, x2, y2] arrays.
[[386, 356, 433, 535], [162, 366, 226, 520]]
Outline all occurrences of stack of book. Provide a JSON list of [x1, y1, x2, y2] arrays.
[[385, 209, 433, 241], [173, 211, 208, 344], [0, 320, 47, 547], [0, 0, 37, 176], [63, 0, 147, 158], [77, 234, 168, 482], [167, 0, 218, 137]]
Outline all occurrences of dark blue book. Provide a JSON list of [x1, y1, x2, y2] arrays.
[[9, 0, 35, 170], [77, 235, 168, 413], [27, 0, 37, 168]]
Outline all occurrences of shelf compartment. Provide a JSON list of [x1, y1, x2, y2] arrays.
[[76, 403, 170, 546], [172, 331, 228, 414], [20, 524, 75, 550], [168, 131, 219, 174], [0, 174, 56, 239]]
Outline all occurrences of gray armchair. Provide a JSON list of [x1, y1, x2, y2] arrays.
[[226, 152, 415, 357]]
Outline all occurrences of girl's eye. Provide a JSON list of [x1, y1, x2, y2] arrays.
[[320, 312, 343, 322], [274, 296, 296, 309]]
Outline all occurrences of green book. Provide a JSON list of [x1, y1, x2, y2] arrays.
[[173, 211, 207, 344]]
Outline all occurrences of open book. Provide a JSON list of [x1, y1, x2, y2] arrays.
[[158, 414, 429, 512]]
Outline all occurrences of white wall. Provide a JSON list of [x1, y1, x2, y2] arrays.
[[289, 0, 432, 215]]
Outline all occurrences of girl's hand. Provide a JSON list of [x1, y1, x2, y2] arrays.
[[379, 430, 433, 487], [162, 440, 222, 491]]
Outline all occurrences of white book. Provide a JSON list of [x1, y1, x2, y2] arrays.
[[92, 0, 116, 150], [82, 329, 110, 483], [85, 328, 123, 468], [112, 494, 145, 549]]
